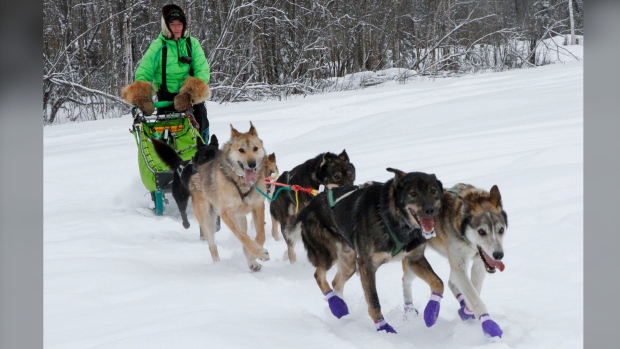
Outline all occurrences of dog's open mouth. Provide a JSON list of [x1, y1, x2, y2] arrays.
[[238, 161, 257, 185], [478, 247, 505, 273], [409, 208, 436, 239]]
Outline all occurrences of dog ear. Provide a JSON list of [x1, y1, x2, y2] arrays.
[[230, 124, 240, 137], [248, 121, 258, 136], [320, 153, 333, 167], [338, 149, 349, 162], [386, 167, 406, 184], [489, 185, 502, 208], [268, 153, 276, 162], [386, 167, 406, 178], [209, 134, 219, 146]]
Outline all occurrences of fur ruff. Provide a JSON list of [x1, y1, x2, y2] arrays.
[[120, 81, 154, 105], [174, 76, 211, 111]]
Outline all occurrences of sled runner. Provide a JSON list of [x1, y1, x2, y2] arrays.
[[130, 101, 201, 215]]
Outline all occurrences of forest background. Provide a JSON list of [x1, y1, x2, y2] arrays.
[[42, 0, 583, 124]]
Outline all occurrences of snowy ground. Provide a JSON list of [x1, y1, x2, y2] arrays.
[[44, 44, 583, 348]]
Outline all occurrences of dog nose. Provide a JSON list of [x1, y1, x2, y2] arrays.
[[424, 204, 435, 216], [248, 161, 256, 169], [493, 251, 504, 260]]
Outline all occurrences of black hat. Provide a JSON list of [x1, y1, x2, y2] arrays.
[[161, 4, 187, 38], [167, 11, 183, 24]]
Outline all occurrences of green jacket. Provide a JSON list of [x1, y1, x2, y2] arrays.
[[134, 33, 210, 94]]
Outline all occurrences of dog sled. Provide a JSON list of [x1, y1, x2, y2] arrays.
[[130, 101, 201, 215]]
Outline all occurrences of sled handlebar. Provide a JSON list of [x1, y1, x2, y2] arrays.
[[153, 101, 173, 108]]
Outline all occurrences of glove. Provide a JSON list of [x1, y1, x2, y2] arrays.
[[456, 293, 475, 321], [424, 292, 442, 327], [324, 290, 349, 319], [135, 97, 154, 116], [174, 92, 192, 112], [121, 81, 155, 116], [374, 317, 397, 333], [480, 314, 503, 338]]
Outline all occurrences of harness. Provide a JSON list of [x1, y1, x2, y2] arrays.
[[378, 206, 406, 257], [284, 171, 297, 203]]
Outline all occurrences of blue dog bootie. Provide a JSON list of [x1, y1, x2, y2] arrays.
[[324, 290, 349, 319], [457, 293, 475, 321], [423, 292, 442, 327]]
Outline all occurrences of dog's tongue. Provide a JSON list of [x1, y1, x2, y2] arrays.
[[244, 169, 257, 185], [481, 249, 506, 272], [420, 217, 435, 233]]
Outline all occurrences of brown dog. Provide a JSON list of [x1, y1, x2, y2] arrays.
[[189, 122, 271, 271]]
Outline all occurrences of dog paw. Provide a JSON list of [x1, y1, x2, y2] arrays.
[[458, 306, 475, 321], [423, 299, 441, 327], [249, 261, 262, 272], [374, 318, 397, 334], [256, 248, 270, 261], [182, 220, 190, 229], [325, 292, 349, 319], [403, 302, 419, 321], [480, 314, 503, 338], [457, 299, 475, 321]]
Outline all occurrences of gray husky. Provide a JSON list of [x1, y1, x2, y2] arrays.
[[403, 183, 507, 338]]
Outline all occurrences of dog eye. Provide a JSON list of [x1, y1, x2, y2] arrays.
[[239, 148, 245, 153], [478, 229, 486, 236], [430, 188, 437, 195], [410, 191, 418, 198], [333, 172, 342, 181], [498, 227, 504, 234], [253, 146, 258, 151]]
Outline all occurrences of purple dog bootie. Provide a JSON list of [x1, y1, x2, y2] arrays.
[[324, 290, 349, 319], [457, 293, 475, 321], [423, 292, 442, 327], [374, 317, 397, 334], [479, 313, 503, 338]]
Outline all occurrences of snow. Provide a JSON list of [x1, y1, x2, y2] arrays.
[[44, 47, 583, 348]]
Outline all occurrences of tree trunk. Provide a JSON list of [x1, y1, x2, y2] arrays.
[[568, 0, 576, 45]]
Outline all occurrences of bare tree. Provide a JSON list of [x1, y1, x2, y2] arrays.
[[43, 0, 583, 124]]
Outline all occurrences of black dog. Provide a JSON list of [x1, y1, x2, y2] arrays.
[[295, 168, 445, 333], [269, 150, 355, 263], [152, 134, 219, 229]]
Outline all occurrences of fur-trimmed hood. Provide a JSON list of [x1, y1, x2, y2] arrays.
[[161, 4, 188, 39]]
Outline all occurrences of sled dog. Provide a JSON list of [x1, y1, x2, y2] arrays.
[[296, 168, 445, 333], [262, 152, 280, 195], [269, 150, 355, 262], [405, 183, 507, 338], [189, 122, 271, 271], [152, 134, 219, 229]]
